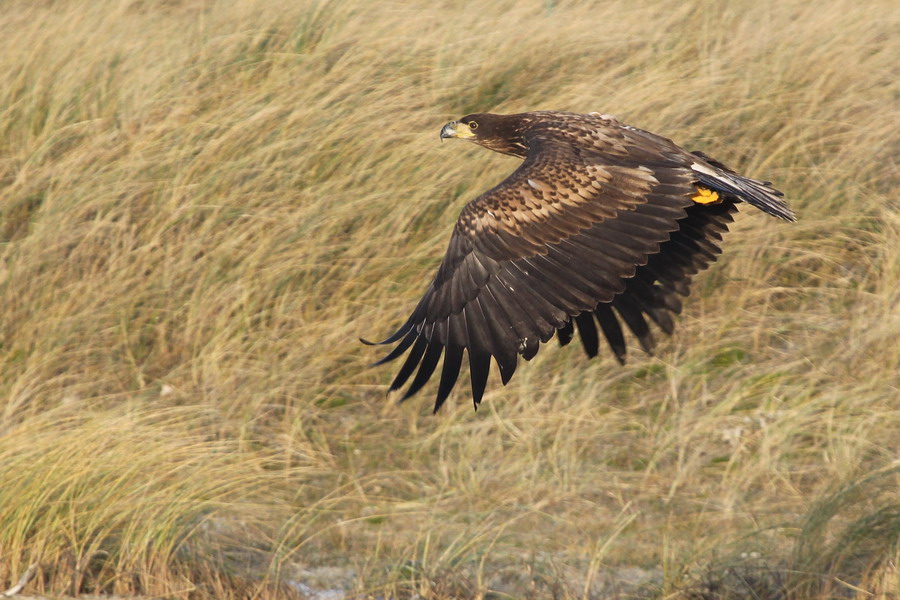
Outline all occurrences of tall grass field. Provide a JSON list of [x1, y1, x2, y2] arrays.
[[0, 0, 897, 598]]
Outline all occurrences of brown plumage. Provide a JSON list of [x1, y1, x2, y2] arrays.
[[364, 111, 795, 412]]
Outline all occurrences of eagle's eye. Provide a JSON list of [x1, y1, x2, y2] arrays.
[[468, 121, 478, 130]]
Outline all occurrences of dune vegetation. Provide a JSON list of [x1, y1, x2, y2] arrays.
[[0, 0, 897, 598]]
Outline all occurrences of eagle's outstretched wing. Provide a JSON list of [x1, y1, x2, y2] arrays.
[[366, 113, 793, 411]]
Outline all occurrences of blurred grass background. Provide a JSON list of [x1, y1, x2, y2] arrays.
[[0, 0, 897, 598]]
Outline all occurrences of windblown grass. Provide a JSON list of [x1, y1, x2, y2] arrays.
[[0, 0, 897, 598]]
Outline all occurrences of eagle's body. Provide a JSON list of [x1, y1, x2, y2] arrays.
[[366, 111, 794, 412]]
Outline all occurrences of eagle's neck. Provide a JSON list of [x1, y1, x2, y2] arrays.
[[476, 114, 531, 158]]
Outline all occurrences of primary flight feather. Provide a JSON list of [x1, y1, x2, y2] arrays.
[[365, 111, 795, 412]]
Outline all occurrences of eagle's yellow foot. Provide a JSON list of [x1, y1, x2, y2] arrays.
[[692, 187, 721, 205]]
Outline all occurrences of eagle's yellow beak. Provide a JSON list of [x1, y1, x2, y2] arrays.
[[440, 121, 475, 140]]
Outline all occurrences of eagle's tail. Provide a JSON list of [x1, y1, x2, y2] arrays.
[[690, 151, 796, 222]]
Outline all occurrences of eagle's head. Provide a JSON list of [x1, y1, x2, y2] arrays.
[[440, 113, 530, 158]]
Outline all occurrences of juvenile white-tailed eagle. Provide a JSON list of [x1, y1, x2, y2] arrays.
[[364, 111, 794, 412]]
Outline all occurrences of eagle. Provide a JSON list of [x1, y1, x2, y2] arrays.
[[364, 111, 794, 412]]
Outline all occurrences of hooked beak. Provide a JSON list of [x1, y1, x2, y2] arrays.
[[440, 121, 475, 140]]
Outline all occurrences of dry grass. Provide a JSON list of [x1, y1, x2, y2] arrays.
[[0, 0, 898, 598]]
